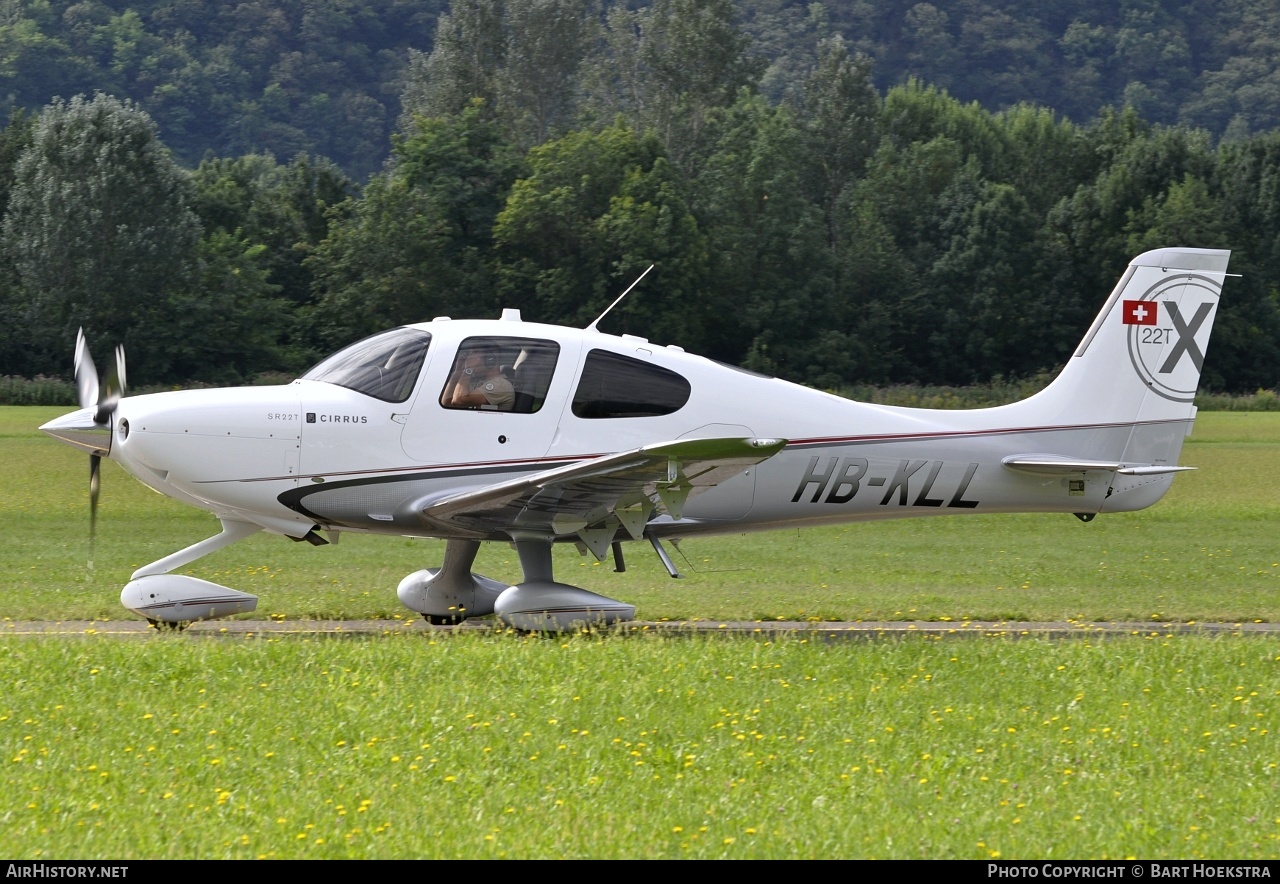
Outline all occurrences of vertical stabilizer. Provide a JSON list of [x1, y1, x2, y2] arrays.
[[1020, 247, 1229, 428], [994, 248, 1230, 512]]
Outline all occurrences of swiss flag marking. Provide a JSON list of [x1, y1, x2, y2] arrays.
[[1123, 299, 1158, 325]]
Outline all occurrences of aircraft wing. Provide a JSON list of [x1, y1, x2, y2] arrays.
[[416, 437, 786, 552]]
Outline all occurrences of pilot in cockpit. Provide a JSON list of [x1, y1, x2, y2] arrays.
[[441, 346, 515, 410]]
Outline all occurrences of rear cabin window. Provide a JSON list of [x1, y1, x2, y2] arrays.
[[571, 349, 691, 419]]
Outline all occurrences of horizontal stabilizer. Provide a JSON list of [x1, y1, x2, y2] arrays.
[[1002, 455, 1194, 476], [1115, 465, 1196, 476]]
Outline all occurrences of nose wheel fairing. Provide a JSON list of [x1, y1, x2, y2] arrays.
[[118, 519, 263, 624], [122, 574, 258, 623]]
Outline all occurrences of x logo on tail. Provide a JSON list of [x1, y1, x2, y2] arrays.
[[1158, 301, 1213, 374]]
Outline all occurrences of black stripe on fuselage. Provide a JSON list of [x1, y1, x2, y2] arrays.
[[275, 458, 593, 523]]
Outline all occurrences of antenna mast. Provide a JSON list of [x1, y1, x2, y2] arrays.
[[585, 264, 654, 332]]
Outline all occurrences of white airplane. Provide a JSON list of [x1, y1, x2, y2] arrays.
[[41, 247, 1230, 631]]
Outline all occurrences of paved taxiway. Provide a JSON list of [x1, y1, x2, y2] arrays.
[[3, 619, 1277, 639]]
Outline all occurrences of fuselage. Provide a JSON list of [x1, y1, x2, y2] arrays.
[[80, 311, 1187, 545]]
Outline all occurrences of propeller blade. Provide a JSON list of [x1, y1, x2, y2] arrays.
[[96, 343, 126, 425], [115, 344, 126, 398], [70, 330, 124, 569], [89, 453, 100, 569], [74, 328, 99, 412]]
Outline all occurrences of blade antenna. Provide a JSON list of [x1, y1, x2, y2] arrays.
[[586, 264, 654, 332]]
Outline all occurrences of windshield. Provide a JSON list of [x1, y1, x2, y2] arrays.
[[301, 328, 432, 403]]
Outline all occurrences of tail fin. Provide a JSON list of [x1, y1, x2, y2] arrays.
[[1002, 247, 1229, 513], [1021, 247, 1230, 426]]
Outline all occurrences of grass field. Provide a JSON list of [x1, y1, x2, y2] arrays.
[[2, 632, 1277, 859], [2, 407, 1278, 859], [2, 407, 1277, 623]]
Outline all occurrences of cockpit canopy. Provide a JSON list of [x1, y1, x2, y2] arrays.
[[301, 327, 432, 403], [300, 324, 695, 419]]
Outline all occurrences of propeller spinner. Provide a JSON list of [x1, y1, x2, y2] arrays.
[[39, 329, 126, 564]]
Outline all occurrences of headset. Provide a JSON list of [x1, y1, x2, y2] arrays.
[[460, 347, 499, 375]]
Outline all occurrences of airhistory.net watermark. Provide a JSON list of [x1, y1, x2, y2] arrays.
[[5, 865, 128, 878]]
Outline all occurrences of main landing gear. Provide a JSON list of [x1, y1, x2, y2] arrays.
[[398, 535, 635, 631]]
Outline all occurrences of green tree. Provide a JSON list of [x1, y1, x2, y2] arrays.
[[1047, 117, 1215, 310], [740, 0, 835, 103], [192, 152, 352, 311], [994, 103, 1097, 217], [146, 230, 290, 383], [497, 0, 598, 147], [878, 81, 1007, 184], [583, 0, 761, 168], [402, 0, 596, 150], [1, 93, 201, 378], [0, 108, 35, 375], [401, 1, 506, 121], [789, 35, 879, 249], [838, 136, 977, 383], [1180, 7, 1280, 141], [493, 123, 709, 349], [308, 103, 522, 348], [921, 180, 1051, 383], [692, 95, 830, 375], [900, 2, 959, 93], [0, 7, 97, 116], [1216, 131, 1280, 275]]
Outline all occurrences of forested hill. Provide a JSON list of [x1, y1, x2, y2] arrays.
[[2, 0, 1279, 394], [782, 0, 1280, 139], [0, 0, 450, 180], [2, 1, 1278, 178]]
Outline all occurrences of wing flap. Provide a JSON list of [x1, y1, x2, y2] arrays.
[[418, 437, 786, 538]]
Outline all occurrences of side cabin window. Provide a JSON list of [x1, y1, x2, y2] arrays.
[[572, 349, 691, 419], [439, 336, 561, 413], [300, 327, 431, 403]]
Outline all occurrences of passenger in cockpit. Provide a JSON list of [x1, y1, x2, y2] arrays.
[[442, 347, 515, 410]]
